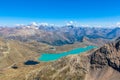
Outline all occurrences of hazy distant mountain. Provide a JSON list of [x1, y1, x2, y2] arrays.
[[0, 24, 119, 46], [107, 27, 120, 38]]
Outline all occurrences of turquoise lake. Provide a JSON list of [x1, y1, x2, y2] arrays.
[[38, 46, 96, 62]]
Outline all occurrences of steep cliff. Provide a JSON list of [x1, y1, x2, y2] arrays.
[[88, 37, 120, 80]]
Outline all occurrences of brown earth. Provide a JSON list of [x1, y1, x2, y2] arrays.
[[0, 37, 120, 80]]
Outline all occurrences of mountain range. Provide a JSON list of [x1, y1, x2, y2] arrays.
[[0, 24, 120, 46], [0, 31, 120, 80], [0, 24, 120, 80]]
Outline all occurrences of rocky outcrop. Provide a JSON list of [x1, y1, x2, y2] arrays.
[[88, 38, 120, 80], [90, 38, 120, 71], [26, 55, 90, 80]]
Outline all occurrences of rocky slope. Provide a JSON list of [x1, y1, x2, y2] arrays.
[[0, 37, 120, 80], [25, 37, 120, 80], [0, 37, 91, 69], [88, 37, 120, 80], [0, 38, 53, 69]]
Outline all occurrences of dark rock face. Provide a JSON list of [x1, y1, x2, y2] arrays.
[[99, 47, 110, 54], [115, 41, 120, 51], [90, 39, 120, 72]]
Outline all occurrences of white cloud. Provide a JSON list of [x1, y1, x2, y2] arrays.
[[80, 24, 90, 27], [39, 23, 49, 26], [50, 24, 55, 26], [15, 24, 24, 26], [15, 24, 20, 26], [116, 22, 120, 27], [31, 22, 38, 26], [69, 21, 73, 24], [66, 21, 76, 26]]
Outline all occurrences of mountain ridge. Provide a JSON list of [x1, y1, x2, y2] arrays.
[[0, 25, 119, 46]]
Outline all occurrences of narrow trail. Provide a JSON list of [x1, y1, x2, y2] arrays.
[[3, 42, 10, 57]]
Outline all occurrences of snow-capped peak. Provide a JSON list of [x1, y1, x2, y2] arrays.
[[31, 22, 38, 26]]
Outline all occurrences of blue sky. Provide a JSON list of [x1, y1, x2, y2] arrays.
[[0, 0, 120, 26]]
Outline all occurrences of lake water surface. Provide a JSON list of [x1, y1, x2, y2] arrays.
[[38, 46, 96, 62]]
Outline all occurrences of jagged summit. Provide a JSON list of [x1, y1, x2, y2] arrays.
[[88, 37, 120, 80]]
